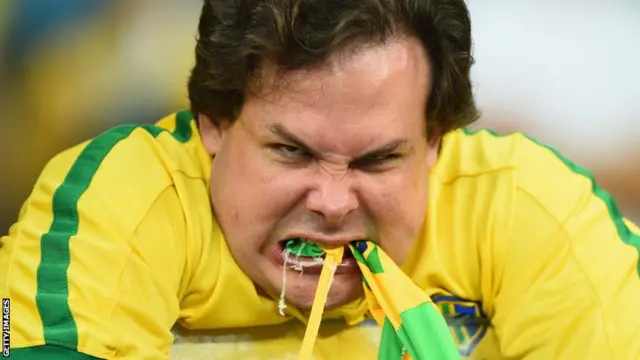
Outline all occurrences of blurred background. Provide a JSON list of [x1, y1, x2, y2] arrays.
[[0, 1, 638, 234]]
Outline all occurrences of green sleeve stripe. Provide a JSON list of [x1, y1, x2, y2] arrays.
[[9, 345, 104, 359], [36, 112, 194, 349], [172, 109, 194, 143], [462, 128, 640, 275], [37, 125, 137, 348]]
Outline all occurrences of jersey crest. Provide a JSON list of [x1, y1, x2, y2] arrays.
[[432, 295, 489, 356]]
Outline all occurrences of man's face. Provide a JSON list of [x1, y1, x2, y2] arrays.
[[200, 36, 439, 310]]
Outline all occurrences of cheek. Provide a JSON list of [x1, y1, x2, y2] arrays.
[[214, 142, 308, 226], [359, 161, 430, 260], [367, 158, 429, 212]]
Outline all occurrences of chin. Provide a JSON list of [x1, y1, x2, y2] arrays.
[[281, 271, 364, 310]]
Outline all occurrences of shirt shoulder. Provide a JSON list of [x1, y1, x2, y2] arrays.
[[424, 128, 597, 306], [0, 111, 215, 356], [12, 110, 211, 247], [422, 128, 607, 358], [436, 128, 594, 223]]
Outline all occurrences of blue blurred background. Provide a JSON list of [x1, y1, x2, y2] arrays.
[[1, 1, 638, 234]]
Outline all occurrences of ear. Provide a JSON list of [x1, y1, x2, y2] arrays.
[[198, 114, 231, 156], [426, 127, 442, 168]]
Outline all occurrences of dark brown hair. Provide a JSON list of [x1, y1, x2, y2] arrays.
[[188, 0, 479, 137]]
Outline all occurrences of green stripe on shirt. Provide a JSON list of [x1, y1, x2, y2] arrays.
[[35, 112, 194, 349]]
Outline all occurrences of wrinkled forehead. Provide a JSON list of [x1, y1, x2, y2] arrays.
[[239, 36, 431, 154]]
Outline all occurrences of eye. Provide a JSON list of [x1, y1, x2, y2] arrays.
[[372, 153, 401, 163], [352, 153, 401, 169], [270, 144, 309, 158]]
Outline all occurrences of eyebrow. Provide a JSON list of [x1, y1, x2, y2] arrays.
[[267, 123, 316, 154], [266, 123, 408, 159]]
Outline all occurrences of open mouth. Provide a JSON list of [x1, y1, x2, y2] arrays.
[[278, 238, 355, 259], [274, 238, 358, 274]]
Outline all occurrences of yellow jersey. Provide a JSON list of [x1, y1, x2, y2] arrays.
[[1, 111, 639, 359]]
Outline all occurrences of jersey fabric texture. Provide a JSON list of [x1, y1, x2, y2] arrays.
[[1, 110, 639, 359]]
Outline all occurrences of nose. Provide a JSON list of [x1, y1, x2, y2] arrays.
[[305, 175, 358, 225]]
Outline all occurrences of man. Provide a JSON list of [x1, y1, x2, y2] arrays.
[[1, 0, 639, 359]]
